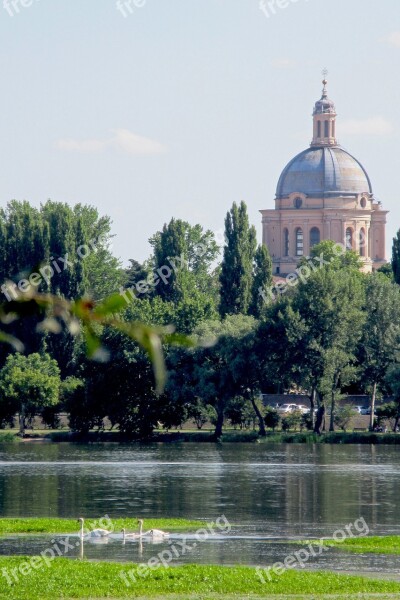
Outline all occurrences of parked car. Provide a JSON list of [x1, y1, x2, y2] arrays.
[[277, 403, 300, 414], [360, 406, 376, 415], [296, 405, 310, 414]]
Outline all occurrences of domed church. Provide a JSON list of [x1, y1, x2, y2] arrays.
[[260, 78, 388, 275]]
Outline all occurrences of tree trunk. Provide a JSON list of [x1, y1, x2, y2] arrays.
[[213, 404, 224, 439], [250, 395, 266, 437], [314, 403, 325, 435], [19, 404, 26, 437], [309, 388, 316, 430], [369, 381, 377, 431], [329, 391, 335, 432], [393, 415, 399, 433]]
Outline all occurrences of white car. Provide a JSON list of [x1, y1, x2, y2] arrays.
[[278, 403, 302, 414]]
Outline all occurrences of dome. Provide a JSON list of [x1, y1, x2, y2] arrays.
[[276, 146, 373, 199]]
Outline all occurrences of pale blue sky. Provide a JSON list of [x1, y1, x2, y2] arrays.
[[0, 0, 399, 264]]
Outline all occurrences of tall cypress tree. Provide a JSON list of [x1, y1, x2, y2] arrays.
[[392, 230, 400, 285], [250, 244, 273, 318], [219, 201, 257, 317]]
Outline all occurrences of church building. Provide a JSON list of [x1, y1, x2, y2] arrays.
[[260, 78, 388, 275]]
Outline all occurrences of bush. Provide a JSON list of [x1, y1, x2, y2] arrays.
[[281, 410, 302, 431], [334, 405, 357, 432], [264, 407, 280, 431]]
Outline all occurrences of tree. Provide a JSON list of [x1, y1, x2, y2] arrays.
[[281, 410, 302, 431], [392, 230, 400, 285], [0, 353, 61, 435], [192, 315, 257, 438], [250, 244, 273, 318], [150, 219, 219, 305], [378, 262, 393, 280], [219, 201, 257, 317], [264, 406, 280, 431], [334, 405, 356, 432], [292, 241, 366, 433], [359, 273, 400, 430]]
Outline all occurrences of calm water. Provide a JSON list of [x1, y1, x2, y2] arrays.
[[0, 442, 399, 576]]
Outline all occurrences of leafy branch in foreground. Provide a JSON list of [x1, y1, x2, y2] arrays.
[[0, 287, 192, 393]]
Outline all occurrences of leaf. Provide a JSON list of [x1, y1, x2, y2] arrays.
[[0, 331, 24, 353], [93, 293, 128, 317]]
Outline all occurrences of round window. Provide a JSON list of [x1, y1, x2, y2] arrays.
[[294, 197, 303, 209], [360, 197, 367, 208]]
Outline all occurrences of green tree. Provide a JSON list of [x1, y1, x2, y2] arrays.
[[333, 405, 357, 432], [359, 273, 400, 430], [150, 219, 219, 305], [250, 244, 273, 318], [392, 230, 400, 285], [293, 242, 366, 433], [219, 201, 257, 317], [0, 353, 60, 435], [192, 315, 257, 438], [264, 406, 280, 431]]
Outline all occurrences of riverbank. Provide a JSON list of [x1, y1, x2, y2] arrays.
[[325, 535, 400, 554], [0, 559, 398, 599], [0, 518, 206, 536], [1, 429, 399, 444]]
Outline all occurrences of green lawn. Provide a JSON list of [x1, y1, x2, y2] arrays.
[[0, 517, 206, 536], [325, 535, 400, 554], [0, 559, 397, 600]]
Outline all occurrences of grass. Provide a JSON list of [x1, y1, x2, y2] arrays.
[[325, 535, 400, 554], [0, 559, 398, 600], [0, 517, 207, 536]]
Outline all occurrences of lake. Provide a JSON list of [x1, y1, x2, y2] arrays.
[[0, 442, 399, 577]]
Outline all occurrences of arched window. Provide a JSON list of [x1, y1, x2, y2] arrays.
[[283, 228, 289, 257], [345, 227, 353, 251], [324, 121, 329, 137], [359, 228, 366, 257], [317, 121, 321, 137], [310, 227, 320, 248], [295, 228, 303, 257], [332, 120, 335, 137]]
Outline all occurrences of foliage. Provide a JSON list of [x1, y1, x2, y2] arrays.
[[281, 409, 303, 431], [219, 201, 257, 317], [249, 243, 273, 318], [334, 405, 357, 431], [0, 353, 60, 433], [392, 229, 400, 285], [264, 406, 280, 431]]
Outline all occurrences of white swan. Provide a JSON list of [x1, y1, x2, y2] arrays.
[[138, 519, 169, 539], [78, 517, 111, 538], [121, 527, 138, 540]]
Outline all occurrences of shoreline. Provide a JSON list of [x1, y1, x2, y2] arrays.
[[2, 430, 400, 445]]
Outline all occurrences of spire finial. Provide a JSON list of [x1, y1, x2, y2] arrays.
[[322, 68, 328, 97]]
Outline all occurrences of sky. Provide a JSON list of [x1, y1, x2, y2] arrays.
[[0, 0, 399, 266]]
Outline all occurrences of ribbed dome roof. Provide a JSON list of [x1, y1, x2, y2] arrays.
[[276, 146, 372, 199]]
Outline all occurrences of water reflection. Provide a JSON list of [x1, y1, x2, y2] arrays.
[[0, 442, 399, 540], [0, 533, 399, 580]]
